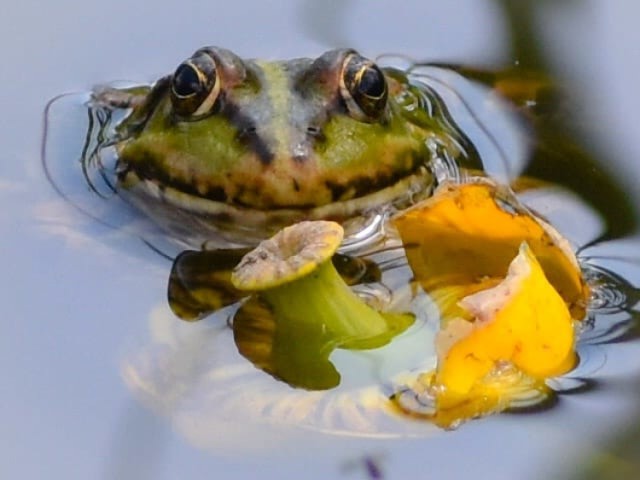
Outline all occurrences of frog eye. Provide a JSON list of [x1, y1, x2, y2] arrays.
[[170, 51, 221, 117], [340, 53, 388, 121]]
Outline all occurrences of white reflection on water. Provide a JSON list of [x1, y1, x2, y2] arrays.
[[121, 303, 440, 454]]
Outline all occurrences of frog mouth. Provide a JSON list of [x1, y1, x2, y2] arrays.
[[117, 166, 433, 247]]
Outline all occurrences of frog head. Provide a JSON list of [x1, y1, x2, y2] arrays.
[[112, 47, 462, 244]]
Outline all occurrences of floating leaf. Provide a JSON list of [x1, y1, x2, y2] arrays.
[[168, 248, 249, 321]]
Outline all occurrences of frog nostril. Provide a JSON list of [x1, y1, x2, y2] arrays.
[[238, 125, 257, 140], [306, 126, 325, 141], [236, 125, 274, 165]]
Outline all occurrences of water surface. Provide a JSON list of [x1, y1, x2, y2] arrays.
[[3, 1, 640, 479]]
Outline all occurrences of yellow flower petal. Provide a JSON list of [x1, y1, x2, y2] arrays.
[[393, 180, 589, 317], [436, 243, 576, 396], [391, 181, 587, 428]]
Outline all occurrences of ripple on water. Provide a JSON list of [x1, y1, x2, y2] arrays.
[[41, 89, 176, 252], [579, 254, 640, 345]]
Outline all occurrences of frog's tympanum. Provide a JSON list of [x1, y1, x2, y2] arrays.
[[101, 47, 468, 245]]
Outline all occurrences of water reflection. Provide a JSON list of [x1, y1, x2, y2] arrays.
[[121, 303, 439, 451]]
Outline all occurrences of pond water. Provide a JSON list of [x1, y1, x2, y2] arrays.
[[3, 1, 640, 479]]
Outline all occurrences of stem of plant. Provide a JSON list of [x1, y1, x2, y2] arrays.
[[261, 259, 390, 348]]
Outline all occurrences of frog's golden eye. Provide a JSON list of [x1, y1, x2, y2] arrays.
[[170, 51, 221, 117], [340, 53, 388, 121]]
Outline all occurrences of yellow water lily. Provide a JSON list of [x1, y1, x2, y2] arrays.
[[436, 242, 576, 396], [392, 180, 588, 427]]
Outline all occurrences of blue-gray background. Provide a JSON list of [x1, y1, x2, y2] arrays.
[[2, 1, 640, 479]]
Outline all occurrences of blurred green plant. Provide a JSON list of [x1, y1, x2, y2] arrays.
[[495, 0, 638, 243]]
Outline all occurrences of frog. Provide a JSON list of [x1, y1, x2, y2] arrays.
[[97, 47, 471, 247]]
